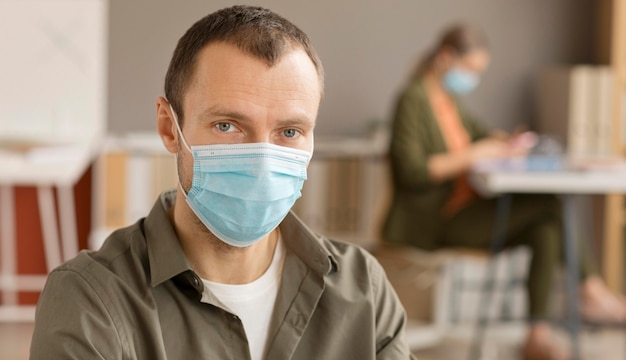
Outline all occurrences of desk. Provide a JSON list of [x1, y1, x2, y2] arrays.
[[470, 165, 626, 195], [471, 161, 626, 293], [0, 138, 100, 321], [468, 159, 626, 360]]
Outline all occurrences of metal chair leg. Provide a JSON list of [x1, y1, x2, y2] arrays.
[[468, 194, 513, 360]]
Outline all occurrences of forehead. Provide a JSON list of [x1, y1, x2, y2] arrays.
[[187, 42, 322, 98], [179, 41, 322, 129], [458, 49, 490, 73]]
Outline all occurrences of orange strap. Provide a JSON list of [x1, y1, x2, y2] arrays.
[[429, 93, 476, 217]]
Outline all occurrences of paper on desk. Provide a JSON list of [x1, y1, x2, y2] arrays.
[[473, 156, 565, 172], [474, 155, 626, 173]]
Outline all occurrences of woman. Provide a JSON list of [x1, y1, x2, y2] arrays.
[[382, 23, 626, 360]]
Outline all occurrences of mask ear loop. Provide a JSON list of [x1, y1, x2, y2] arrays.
[[168, 103, 192, 198], [169, 104, 192, 153]]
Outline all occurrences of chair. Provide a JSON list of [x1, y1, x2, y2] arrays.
[[373, 243, 529, 352], [441, 247, 529, 324]]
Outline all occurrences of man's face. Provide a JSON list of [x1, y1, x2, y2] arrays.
[[175, 42, 321, 191]]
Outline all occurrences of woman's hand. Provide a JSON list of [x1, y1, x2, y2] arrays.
[[470, 131, 538, 162], [428, 131, 538, 183], [508, 131, 538, 153]]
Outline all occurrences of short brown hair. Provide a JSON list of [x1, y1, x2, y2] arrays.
[[164, 5, 324, 124]]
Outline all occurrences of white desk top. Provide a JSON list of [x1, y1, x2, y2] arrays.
[[469, 157, 626, 195], [0, 136, 102, 187]]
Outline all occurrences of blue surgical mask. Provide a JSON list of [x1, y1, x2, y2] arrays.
[[170, 106, 312, 247], [442, 67, 480, 94]]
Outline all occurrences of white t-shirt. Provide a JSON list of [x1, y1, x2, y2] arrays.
[[201, 235, 285, 360]]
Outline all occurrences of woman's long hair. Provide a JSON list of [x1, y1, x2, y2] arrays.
[[412, 23, 489, 79]]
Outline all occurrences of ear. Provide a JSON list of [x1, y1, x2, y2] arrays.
[[156, 96, 179, 154]]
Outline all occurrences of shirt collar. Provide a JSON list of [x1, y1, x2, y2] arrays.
[[144, 190, 338, 288], [145, 190, 192, 287], [279, 212, 338, 276]]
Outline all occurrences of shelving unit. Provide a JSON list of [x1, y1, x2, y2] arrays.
[[0, 0, 107, 320], [602, 0, 626, 292], [90, 134, 176, 251]]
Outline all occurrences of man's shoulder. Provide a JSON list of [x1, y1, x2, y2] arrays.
[[318, 235, 370, 256], [316, 236, 383, 276], [53, 220, 149, 287]]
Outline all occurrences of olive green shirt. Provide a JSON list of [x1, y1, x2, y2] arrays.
[[382, 77, 488, 250], [30, 190, 413, 359]]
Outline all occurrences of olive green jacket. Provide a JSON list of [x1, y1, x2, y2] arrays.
[[382, 78, 488, 250]]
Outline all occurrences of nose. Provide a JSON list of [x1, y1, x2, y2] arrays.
[[246, 129, 271, 144]]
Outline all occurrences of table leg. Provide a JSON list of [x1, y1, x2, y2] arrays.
[[603, 193, 623, 293], [0, 186, 17, 306], [562, 194, 582, 360], [37, 187, 62, 272], [57, 185, 78, 261]]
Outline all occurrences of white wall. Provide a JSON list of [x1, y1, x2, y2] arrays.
[[1, 0, 107, 142], [107, 0, 595, 137]]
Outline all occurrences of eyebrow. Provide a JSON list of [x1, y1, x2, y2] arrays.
[[200, 108, 250, 122], [199, 107, 315, 128]]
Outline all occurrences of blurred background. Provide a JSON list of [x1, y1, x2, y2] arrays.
[[1, 0, 625, 358], [108, 0, 599, 136]]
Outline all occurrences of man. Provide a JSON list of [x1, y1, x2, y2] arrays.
[[30, 5, 413, 359]]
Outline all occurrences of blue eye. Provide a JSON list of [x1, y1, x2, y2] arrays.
[[283, 129, 298, 138]]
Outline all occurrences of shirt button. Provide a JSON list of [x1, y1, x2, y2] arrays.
[[291, 313, 306, 328], [192, 276, 199, 287]]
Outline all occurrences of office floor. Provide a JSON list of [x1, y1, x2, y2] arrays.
[[412, 322, 626, 360], [4, 321, 625, 359], [3, 322, 32, 359]]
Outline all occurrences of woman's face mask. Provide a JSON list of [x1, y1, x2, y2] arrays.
[[441, 49, 489, 95], [442, 67, 480, 94]]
